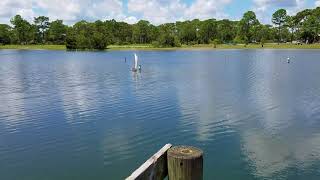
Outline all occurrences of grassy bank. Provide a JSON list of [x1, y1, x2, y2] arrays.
[[1, 43, 320, 51], [108, 43, 320, 50], [0, 45, 66, 50]]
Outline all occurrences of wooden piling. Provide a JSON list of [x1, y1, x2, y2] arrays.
[[167, 146, 203, 180]]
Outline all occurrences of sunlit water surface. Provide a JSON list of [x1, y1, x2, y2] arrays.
[[1, 49, 320, 180]]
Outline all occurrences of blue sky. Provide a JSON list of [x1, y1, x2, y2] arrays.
[[0, 0, 318, 25]]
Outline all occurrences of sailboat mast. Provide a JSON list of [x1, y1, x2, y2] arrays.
[[134, 53, 138, 69]]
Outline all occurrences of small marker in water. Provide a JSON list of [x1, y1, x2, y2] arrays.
[[287, 57, 290, 63]]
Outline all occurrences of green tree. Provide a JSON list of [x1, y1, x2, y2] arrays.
[[47, 20, 67, 44], [10, 15, 34, 44], [133, 20, 152, 44], [0, 24, 11, 45], [177, 21, 197, 45], [66, 21, 107, 50], [217, 19, 236, 43], [116, 22, 133, 44], [254, 24, 270, 43], [3, 7, 320, 47], [34, 16, 50, 43], [212, 39, 220, 48], [300, 15, 318, 43], [272, 9, 288, 43], [66, 27, 77, 49], [238, 11, 260, 44], [92, 31, 107, 49], [285, 16, 297, 43], [198, 19, 217, 44], [156, 23, 180, 47], [311, 7, 320, 43]]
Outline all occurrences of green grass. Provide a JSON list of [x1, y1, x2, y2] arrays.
[[0, 44, 66, 50], [106, 43, 320, 50], [179, 43, 320, 49], [111, 43, 320, 50], [1, 43, 320, 51]]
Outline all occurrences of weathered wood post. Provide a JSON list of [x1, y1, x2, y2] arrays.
[[167, 146, 203, 180]]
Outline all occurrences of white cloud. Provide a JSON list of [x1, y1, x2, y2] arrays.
[[186, 0, 231, 19], [128, 0, 187, 24], [254, 0, 299, 10], [123, 16, 138, 24], [316, 0, 320, 6], [1, 0, 312, 25], [0, 0, 134, 24], [35, 0, 82, 22], [86, 0, 123, 19], [128, 0, 231, 24], [36, 0, 130, 23], [0, 0, 35, 22], [253, 0, 306, 23]]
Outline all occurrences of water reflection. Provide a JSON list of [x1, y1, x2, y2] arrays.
[[56, 60, 100, 123], [1, 50, 320, 180], [172, 50, 320, 179], [0, 58, 27, 131], [240, 50, 320, 179]]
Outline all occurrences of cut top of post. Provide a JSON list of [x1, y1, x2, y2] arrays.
[[167, 146, 203, 160]]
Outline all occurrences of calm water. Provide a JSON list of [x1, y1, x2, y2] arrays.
[[1, 49, 320, 180]]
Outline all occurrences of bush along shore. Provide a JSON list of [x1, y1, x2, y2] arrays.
[[0, 7, 320, 50]]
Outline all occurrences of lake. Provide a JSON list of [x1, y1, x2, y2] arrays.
[[0, 49, 320, 180]]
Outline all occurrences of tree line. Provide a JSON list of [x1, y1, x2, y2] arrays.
[[0, 7, 319, 50]]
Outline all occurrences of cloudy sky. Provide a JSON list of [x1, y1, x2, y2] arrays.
[[0, 0, 318, 25]]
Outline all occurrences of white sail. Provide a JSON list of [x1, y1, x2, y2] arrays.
[[134, 53, 138, 69]]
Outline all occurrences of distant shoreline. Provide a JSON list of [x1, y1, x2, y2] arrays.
[[1, 44, 320, 51]]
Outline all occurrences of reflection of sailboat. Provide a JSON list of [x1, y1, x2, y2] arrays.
[[132, 53, 141, 72]]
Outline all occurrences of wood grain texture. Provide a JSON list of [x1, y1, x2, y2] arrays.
[[167, 146, 203, 180]]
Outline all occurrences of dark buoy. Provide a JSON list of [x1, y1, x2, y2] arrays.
[[138, 65, 142, 72], [287, 57, 290, 63], [125, 57, 127, 63]]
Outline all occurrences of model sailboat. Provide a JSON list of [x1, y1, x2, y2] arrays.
[[132, 53, 141, 72]]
